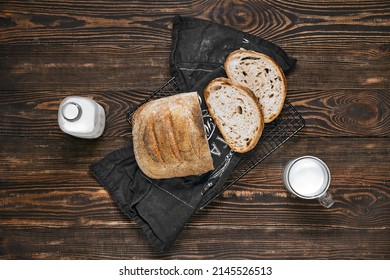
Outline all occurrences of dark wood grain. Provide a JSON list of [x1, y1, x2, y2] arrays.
[[0, 89, 388, 138], [1, 226, 389, 259], [1, 137, 388, 259], [1, 0, 389, 259], [1, 0, 389, 91]]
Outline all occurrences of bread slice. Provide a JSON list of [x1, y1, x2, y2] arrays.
[[132, 92, 214, 179], [225, 50, 287, 123], [204, 77, 264, 153]]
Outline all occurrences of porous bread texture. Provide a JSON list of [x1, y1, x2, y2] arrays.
[[204, 77, 264, 153], [132, 92, 214, 179], [225, 50, 287, 123]]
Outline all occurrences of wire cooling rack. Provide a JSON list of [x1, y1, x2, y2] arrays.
[[126, 77, 305, 206]]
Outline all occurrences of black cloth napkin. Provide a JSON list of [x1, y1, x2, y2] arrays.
[[170, 15, 296, 92], [90, 15, 296, 252], [90, 68, 240, 252]]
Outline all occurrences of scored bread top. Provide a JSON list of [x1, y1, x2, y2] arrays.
[[225, 49, 287, 123], [132, 92, 214, 179], [204, 77, 264, 153]]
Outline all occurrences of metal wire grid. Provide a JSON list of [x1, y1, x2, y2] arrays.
[[204, 98, 306, 206], [126, 77, 180, 124], [126, 77, 305, 204]]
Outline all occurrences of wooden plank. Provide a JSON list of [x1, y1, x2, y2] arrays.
[[0, 45, 172, 91], [0, 89, 389, 138], [1, 1, 389, 91], [0, 41, 388, 91], [289, 89, 390, 137], [1, 137, 388, 231], [1, 0, 388, 46], [1, 226, 388, 259]]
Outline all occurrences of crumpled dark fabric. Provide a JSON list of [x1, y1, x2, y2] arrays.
[[90, 15, 296, 252], [170, 15, 296, 92], [90, 146, 208, 252], [91, 68, 240, 252]]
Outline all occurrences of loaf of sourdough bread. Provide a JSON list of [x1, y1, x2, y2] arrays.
[[204, 77, 264, 153], [132, 92, 214, 179], [225, 50, 287, 123]]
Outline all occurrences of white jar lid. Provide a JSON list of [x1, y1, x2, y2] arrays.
[[62, 102, 81, 121]]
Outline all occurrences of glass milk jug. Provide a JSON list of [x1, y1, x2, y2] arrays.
[[58, 96, 105, 139]]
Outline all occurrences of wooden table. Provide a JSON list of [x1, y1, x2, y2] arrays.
[[1, 1, 389, 259]]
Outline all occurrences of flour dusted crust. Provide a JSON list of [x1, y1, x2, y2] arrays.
[[225, 50, 287, 123], [204, 77, 264, 153], [132, 92, 214, 179]]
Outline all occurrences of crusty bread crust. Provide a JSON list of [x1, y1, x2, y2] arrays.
[[204, 77, 264, 153], [132, 92, 214, 179], [225, 49, 287, 123]]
